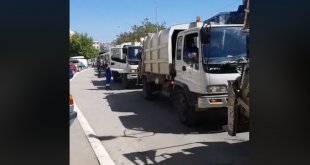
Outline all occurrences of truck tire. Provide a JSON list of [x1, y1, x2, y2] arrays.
[[122, 75, 130, 89], [143, 78, 154, 100], [174, 88, 198, 126], [112, 72, 120, 83]]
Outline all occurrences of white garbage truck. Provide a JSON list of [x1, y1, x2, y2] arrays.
[[110, 42, 142, 88], [138, 17, 248, 126]]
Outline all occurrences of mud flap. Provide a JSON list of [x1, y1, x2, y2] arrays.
[[227, 80, 238, 136]]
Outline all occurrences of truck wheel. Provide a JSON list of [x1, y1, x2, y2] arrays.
[[112, 72, 120, 83], [174, 89, 198, 126], [122, 75, 130, 89], [143, 78, 154, 100]]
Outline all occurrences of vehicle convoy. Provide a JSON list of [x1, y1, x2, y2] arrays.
[[137, 16, 248, 126], [225, 0, 249, 136], [110, 42, 142, 88]]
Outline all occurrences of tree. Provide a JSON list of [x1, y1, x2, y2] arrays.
[[70, 32, 99, 59], [115, 18, 166, 44]]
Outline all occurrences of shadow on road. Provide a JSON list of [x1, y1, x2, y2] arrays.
[[94, 70, 106, 77], [103, 91, 227, 135], [123, 141, 249, 165], [88, 133, 136, 141], [89, 79, 142, 90]]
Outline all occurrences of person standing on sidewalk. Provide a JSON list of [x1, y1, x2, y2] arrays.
[[104, 63, 112, 90], [96, 57, 100, 71]]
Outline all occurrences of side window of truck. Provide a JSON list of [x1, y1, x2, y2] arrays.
[[183, 33, 199, 70], [176, 36, 183, 60]]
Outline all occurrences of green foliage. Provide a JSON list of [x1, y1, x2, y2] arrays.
[[115, 18, 166, 45], [70, 32, 99, 59]]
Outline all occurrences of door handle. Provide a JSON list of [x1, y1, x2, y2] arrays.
[[182, 66, 186, 71], [111, 62, 115, 65]]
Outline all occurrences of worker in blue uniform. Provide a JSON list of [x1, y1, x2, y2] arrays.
[[104, 63, 112, 90]]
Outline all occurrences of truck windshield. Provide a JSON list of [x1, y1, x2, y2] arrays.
[[202, 27, 247, 64], [127, 46, 141, 60]]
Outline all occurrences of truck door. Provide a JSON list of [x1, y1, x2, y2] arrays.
[[179, 32, 201, 93], [110, 48, 118, 71], [175, 35, 184, 80], [110, 48, 123, 72], [119, 47, 127, 73]]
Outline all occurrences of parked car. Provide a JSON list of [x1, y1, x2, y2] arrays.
[[70, 62, 77, 74], [70, 59, 82, 72], [70, 94, 77, 125], [70, 64, 73, 79], [70, 56, 88, 68]]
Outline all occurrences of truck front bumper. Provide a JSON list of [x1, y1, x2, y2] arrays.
[[196, 94, 228, 111]]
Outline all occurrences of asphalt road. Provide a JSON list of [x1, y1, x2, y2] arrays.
[[70, 68, 249, 165]]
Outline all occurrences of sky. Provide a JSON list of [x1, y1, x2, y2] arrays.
[[70, 0, 242, 43]]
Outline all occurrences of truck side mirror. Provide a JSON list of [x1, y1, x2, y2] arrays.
[[200, 28, 210, 44]]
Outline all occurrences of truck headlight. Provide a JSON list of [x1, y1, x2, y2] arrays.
[[207, 85, 227, 93], [130, 69, 136, 73]]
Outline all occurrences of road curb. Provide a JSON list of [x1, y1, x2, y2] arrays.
[[70, 67, 93, 81], [71, 68, 116, 165]]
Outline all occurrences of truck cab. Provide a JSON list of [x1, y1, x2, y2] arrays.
[[110, 42, 142, 88], [175, 22, 247, 110], [139, 17, 248, 126]]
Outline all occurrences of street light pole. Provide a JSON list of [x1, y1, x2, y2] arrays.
[[156, 0, 158, 33]]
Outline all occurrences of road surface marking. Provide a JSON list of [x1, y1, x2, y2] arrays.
[[71, 68, 116, 165]]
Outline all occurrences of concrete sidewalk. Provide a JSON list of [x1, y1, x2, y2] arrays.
[[70, 119, 100, 165]]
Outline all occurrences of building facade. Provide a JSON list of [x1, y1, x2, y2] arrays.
[[92, 41, 100, 50]]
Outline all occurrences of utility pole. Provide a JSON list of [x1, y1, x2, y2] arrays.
[[156, 0, 158, 33]]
